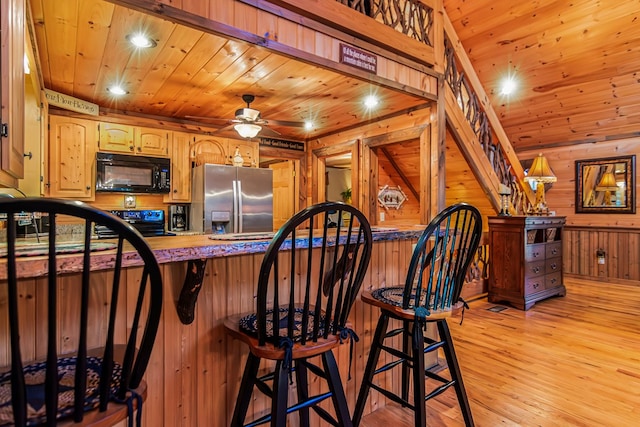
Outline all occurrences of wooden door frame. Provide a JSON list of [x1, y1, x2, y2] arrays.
[[260, 145, 305, 213], [362, 124, 435, 225], [311, 139, 359, 208]]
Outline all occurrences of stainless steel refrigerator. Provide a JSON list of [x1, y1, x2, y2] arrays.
[[191, 164, 273, 234]]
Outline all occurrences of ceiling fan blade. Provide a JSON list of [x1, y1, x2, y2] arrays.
[[265, 119, 306, 128], [184, 115, 231, 125], [210, 124, 237, 135], [258, 126, 282, 137]]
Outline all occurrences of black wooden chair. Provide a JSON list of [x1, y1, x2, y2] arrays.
[[0, 198, 163, 426], [352, 203, 482, 427], [224, 201, 372, 427]]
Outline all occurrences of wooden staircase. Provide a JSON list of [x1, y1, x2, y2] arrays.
[[443, 14, 535, 214]]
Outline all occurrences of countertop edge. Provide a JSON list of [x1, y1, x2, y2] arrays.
[[1, 229, 424, 280]]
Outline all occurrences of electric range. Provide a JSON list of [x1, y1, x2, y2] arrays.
[[95, 209, 171, 238]]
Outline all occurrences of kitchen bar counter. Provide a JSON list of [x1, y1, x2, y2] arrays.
[[0, 228, 440, 426]]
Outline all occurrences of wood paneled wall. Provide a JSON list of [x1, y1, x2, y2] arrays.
[[564, 226, 640, 282], [445, 129, 496, 230], [519, 137, 640, 283]]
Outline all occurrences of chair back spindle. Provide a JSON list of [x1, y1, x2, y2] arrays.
[[0, 198, 163, 426]]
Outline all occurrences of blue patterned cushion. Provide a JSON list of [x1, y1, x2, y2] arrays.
[[0, 356, 122, 426], [239, 307, 328, 342]]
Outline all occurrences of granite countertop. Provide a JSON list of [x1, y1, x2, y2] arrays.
[[0, 227, 425, 280]]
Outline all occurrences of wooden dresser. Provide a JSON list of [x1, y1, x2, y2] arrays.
[[488, 215, 566, 310]]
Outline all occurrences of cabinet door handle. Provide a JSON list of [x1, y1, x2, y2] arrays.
[[129, 146, 134, 151], [86, 186, 91, 190], [173, 189, 177, 193]]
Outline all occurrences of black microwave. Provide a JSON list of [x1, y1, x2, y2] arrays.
[[96, 152, 171, 194]]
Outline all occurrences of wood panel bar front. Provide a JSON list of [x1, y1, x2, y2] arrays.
[[0, 234, 423, 427]]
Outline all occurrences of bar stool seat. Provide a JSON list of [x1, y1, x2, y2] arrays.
[[224, 201, 372, 427], [353, 203, 482, 427]]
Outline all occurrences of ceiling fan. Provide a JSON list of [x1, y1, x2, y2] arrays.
[[186, 94, 306, 139]]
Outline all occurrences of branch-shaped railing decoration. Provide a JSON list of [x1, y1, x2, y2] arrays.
[[338, 0, 434, 47], [444, 37, 530, 214]]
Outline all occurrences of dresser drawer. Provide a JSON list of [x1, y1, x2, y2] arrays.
[[525, 276, 545, 294], [546, 241, 562, 258], [546, 257, 561, 274], [525, 259, 546, 278], [546, 272, 562, 289], [525, 243, 545, 262]]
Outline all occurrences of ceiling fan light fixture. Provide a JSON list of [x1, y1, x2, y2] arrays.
[[234, 123, 261, 138]]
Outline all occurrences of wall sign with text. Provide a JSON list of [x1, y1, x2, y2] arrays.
[[259, 138, 305, 151], [339, 44, 377, 74]]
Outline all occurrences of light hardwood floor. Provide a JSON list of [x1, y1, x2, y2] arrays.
[[360, 277, 640, 426]]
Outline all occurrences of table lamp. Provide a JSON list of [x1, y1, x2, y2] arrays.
[[595, 171, 618, 205], [524, 153, 557, 214]]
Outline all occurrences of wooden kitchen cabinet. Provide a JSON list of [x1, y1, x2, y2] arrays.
[[135, 126, 169, 157], [0, 0, 25, 186], [48, 115, 97, 200], [227, 138, 259, 167], [98, 122, 135, 153], [164, 131, 191, 202], [99, 123, 168, 157], [488, 215, 566, 310]]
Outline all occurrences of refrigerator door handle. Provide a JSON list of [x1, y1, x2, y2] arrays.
[[237, 180, 243, 233], [232, 180, 239, 233]]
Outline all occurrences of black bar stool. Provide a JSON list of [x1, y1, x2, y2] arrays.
[[0, 198, 163, 426], [224, 201, 372, 427], [353, 203, 482, 427]]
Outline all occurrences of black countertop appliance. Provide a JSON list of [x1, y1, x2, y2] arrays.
[[95, 209, 168, 238]]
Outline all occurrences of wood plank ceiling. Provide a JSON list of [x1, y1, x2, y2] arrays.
[[28, 0, 428, 142], [29, 0, 640, 152], [444, 0, 640, 152]]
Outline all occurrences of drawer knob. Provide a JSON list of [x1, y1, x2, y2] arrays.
[[533, 266, 540, 273]]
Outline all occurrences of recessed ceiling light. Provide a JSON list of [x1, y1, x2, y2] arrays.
[[304, 121, 314, 131], [364, 95, 379, 109], [500, 76, 517, 95], [107, 85, 127, 96], [126, 33, 157, 49]]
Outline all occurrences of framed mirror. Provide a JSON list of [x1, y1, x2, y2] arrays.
[[575, 155, 636, 213]]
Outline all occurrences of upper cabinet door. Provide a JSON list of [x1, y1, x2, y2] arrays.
[[135, 127, 168, 157], [99, 123, 135, 153], [0, 0, 25, 184], [48, 115, 97, 200], [164, 131, 191, 203]]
